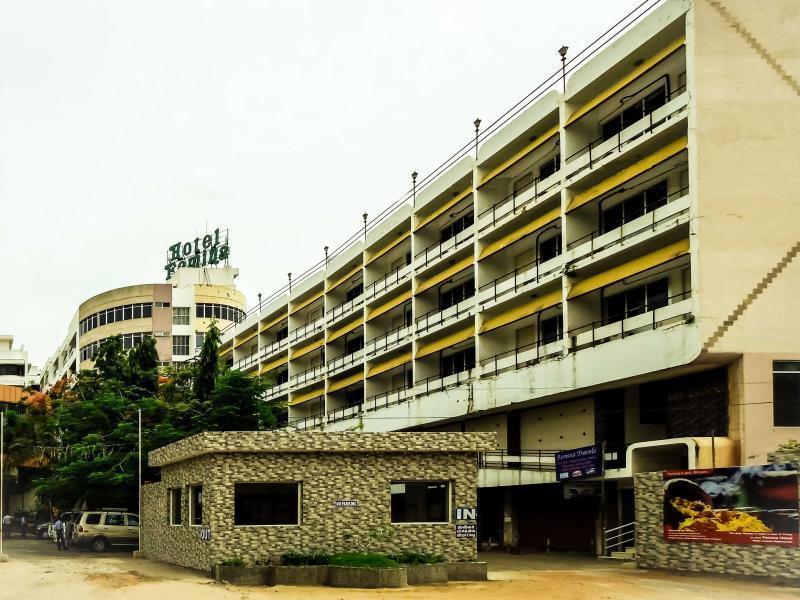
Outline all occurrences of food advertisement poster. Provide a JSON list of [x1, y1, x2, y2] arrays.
[[663, 464, 799, 546]]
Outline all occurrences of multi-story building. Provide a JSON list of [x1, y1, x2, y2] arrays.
[[0, 334, 39, 410], [41, 267, 245, 388], [220, 0, 799, 553]]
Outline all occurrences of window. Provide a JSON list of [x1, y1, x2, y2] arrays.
[[195, 332, 205, 350], [84, 513, 101, 525], [0, 365, 24, 377], [538, 234, 562, 262], [604, 278, 669, 323], [189, 485, 203, 526], [276, 369, 289, 385], [276, 326, 289, 342], [346, 282, 363, 302], [172, 335, 190, 356], [154, 301, 171, 308], [344, 384, 363, 408], [601, 180, 668, 233], [441, 346, 475, 377], [538, 154, 561, 179], [169, 488, 182, 526], [774, 362, 800, 426], [440, 211, 474, 243], [234, 482, 299, 526], [602, 85, 667, 141], [540, 315, 563, 345], [439, 278, 475, 310], [345, 334, 364, 356], [104, 514, 125, 526], [126, 514, 140, 527], [195, 303, 244, 323], [173, 307, 190, 325], [391, 481, 449, 523]]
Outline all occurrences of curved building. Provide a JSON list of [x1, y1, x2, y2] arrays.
[[42, 267, 245, 387]]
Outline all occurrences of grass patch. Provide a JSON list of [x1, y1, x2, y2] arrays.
[[219, 558, 245, 567], [281, 551, 331, 566], [329, 552, 399, 568], [387, 551, 443, 564]]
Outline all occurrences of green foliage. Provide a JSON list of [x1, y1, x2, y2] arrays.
[[281, 551, 331, 566], [777, 440, 800, 452], [203, 369, 269, 431], [193, 320, 221, 403], [329, 552, 399, 568], [220, 558, 245, 567], [386, 551, 443, 564]]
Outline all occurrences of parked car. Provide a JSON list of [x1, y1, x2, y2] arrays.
[[73, 511, 139, 552], [35, 522, 51, 539]]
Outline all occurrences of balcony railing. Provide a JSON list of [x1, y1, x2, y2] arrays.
[[477, 171, 561, 233], [415, 298, 475, 335], [365, 325, 411, 358], [416, 367, 474, 396], [480, 339, 563, 378], [568, 292, 692, 352], [264, 381, 290, 399], [260, 337, 289, 360], [290, 363, 326, 387], [365, 264, 411, 302], [287, 413, 324, 431], [364, 385, 413, 412], [327, 402, 362, 424], [414, 226, 474, 270], [327, 348, 364, 375], [289, 317, 324, 344], [327, 294, 364, 323], [478, 449, 559, 471], [478, 255, 563, 308], [234, 350, 260, 371]]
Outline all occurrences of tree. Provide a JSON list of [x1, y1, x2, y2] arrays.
[[203, 369, 270, 431], [129, 336, 159, 395], [193, 321, 221, 403]]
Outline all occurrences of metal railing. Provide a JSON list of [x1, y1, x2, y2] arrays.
[[478, 449, 559, 471], [290, 363, 326, 386], [327, 403, 363, 424], [477, 172, 561, 232], [415, 297, 476, 334], [365, 264, 411, 300], [327, 348, 364, 374], [289, 317, 324, 344], [413, 226, 474, 269], [364, 384, 413, 412], [287, 413, 324, 431], [260, 337, 288, 360], [480, 339, 563, 378], [416, 367, 474, 396], [478, 256, 563, 306], [365, 325, 411, 357], [604, 521, 636, 555], [327, 294, 364, 322]]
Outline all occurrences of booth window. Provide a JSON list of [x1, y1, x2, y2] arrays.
[[234, 482, 299, 525], [189, 485, 203, 526], [169, 488, 182, 526], [774, 361, 800, 426], [391, 481, 449, 523]]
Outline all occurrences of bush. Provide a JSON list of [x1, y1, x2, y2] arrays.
[[220, 558, 245, 567], [329, 552, 399, 568], [386, 551, 443, 564], [281, 551, 331, 566]]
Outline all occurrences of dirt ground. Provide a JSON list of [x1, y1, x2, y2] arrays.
[[1, 538, 800, 600]]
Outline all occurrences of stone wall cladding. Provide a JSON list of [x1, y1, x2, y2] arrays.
[[635, 471, 800, 580], [143, 442, 487, 572], [149, 431, 497, 466]]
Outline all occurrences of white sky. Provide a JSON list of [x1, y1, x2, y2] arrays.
[[0, 0, 647, 366]]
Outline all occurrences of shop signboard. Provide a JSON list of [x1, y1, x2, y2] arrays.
[[663, 464, 799, 546], [455, 523, 477, 539], [164, 227, 230, 280], [555, 445, 603, 481]]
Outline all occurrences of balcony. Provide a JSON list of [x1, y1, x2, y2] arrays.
[[364, 385, 414, 413], [415, 300, 476, 338], [568, 292, 693, 352], [478, 256, 563, 311], [289, 316, 324, 344], [477, 172, 561, 236], [478, 449, 558, 471], [364, 325, 412, 360], [290, 363, 326, 388], [364, 264, 412, 303], [480, 339, 563, 378], [565, 87, 689, 182], [287, 413, 324, 431], [264, 381, 290, 400], [234, 350, 260, 372], [327, 348, 364, 377], [327, 403, 362, 424], [416, 368, 474, 397], [260, 337, 289, 361], [413, 226, 475, 273], [326, 295, 364, 326]]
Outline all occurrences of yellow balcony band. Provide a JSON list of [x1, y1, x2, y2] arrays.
[[479, 289, 562, 334], [567, 136, 688, 213], [260, 312, 288, 333], [414, 186, 473, 232], [326, 264, 362, 293], [327, 318, 363, 343], [566, 37, 686, 127], [220, 346, 232, 357], [365, 232, 411, 266], [260, 355, 288, 374], [289, 289, 324, 316], [478, 207, 561, 261], [328, 371, 363, 393], [290, 387, 324, 406], [415, 256, 473, 295], [366, 289, 412, 322], [290, 337, 324, 360], [416, 325, 475, 359], [234, 329, 258, 349], [567, 238, 690, 299], [367, 351, 412, 378], [479, 126, 559, 188]]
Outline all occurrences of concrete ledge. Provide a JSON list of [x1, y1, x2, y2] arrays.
[[212, 565, 274, 586], [406, 563, 448, 585], [328, 565, 407, 588], [132, 550, 147, 559], [273, 565, 329, 586], [444, 562, 488, 581]]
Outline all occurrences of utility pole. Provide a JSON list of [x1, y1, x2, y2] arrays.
[[559, 46, 569, 92], [138, 409, 142, 552], [1, 410, 6, 561]]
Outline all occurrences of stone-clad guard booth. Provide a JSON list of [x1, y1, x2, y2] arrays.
[[141, 431, 496, 572]]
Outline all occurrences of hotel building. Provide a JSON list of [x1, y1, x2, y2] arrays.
[[221, 0, 798, 553], [41, 267, 245, 388]]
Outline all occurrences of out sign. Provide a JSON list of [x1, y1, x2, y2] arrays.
[[456, 507, 477, 520]]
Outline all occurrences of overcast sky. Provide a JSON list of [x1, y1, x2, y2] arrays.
[[0, 0, 649, 366]]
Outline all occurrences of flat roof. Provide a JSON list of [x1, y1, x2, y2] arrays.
[[149, 431, 498, 467]]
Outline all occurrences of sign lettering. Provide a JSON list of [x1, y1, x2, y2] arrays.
[[164, 228, 230, 280]]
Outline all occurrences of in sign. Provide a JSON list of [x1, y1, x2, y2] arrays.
[[456, 507, 477, 520]]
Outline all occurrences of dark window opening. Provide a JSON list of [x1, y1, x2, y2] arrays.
[[602, 85, 667, 141], [189, 485, 203, 526], [276, 326, 289, 342], [601, 180, 668, 233], [276, 369, 289, 385], [604, 278, 669, 324], [539, 315, 563, 345], [440, 212, 474, 243], [346, 282, 364, 302], [538, 234, 562, 262], [441, 346, 475, 378], [538, 154, 561, 179], [344, 384, 364, 408], [439, 278, 475, 310], [345, 335, 364, 355], [169, 488, 182, 526], [234, 482, 299, 526], [774, 361, 800, 426], [391, 481, 449, 523]]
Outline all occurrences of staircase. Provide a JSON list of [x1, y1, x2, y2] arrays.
[[602, 521, 636, 561], [609, 546, 636, 561], [704, 241, 800, 350]]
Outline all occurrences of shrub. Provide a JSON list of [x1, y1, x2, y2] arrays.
[[281, 551, 331, 566], [386, 551, 443, 564], [329, 552, 399, 568], [220, 558, 245, 567]]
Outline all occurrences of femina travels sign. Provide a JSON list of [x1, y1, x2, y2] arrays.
[[165, 228, 230, 280]]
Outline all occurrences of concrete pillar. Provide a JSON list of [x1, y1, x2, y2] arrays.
[[502, 488, 518, 549]]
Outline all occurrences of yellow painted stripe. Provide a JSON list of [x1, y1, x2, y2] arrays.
[[289, 289, 324, 316], [566, 37, 686, 127], [290, 337, 324, 360], [327, 318, 363, 343], [328, 371, 363, 393], [367, 351, 412, 378], [366, 289, 412, 322], [415, 256, 473, 295], [416, 325, 475, 359], [567, 136, 688, 212], [478, 126, 559, 188], [365, 232, 411, 266], [260, 354, 288, 374], [290, 387, 324, 406], [567, 238, 690, 299], [326, 264, 362, 293], [260, 312, 288, 333], [479, 289, 562, 334], [220, 346, 232, 357], [478, 207, 561, 261], [234, 329, 259, 349], [414, 186, 473, 232]]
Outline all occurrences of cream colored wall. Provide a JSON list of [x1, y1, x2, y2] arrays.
[[194, 284, 246, 309], [79, 284, 155, 318], [520, 398, 594, 450], [465, 414, 508, 448]]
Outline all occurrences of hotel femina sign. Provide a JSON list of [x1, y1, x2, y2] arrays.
[[164, 228, 230, 280]]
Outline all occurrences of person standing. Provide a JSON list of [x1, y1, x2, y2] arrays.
[[53, 516, 65, 551], [1, 514, 11, 539], [20, 515, 26, 538]]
